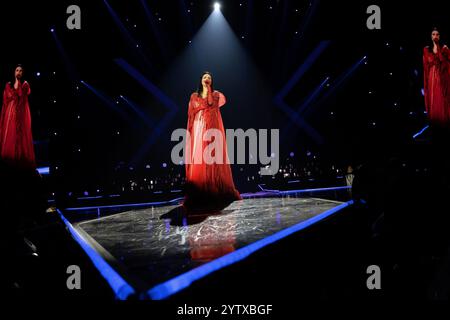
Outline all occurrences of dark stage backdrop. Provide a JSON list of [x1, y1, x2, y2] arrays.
[[0, 0, 447, 192]]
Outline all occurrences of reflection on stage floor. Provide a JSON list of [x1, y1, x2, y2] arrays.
[[73, 196, 346, 296]]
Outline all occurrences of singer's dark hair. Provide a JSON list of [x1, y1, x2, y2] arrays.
[[9, 64, 24, 88], [196, 71, 214, 96], [427, 27, 445, 52]]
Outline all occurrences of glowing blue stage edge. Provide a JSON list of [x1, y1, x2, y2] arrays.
[[57, 185, 353, 300], [56, 209, 135, 300], [37, 166, 50, 175], [147, 200, 353, 300], [413, 125, 429, 139]]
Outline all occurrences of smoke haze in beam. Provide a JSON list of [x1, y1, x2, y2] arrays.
[[158, 8, 274, 132]]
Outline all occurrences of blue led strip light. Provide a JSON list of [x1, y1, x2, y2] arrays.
[[56, 209, 136, 300], [58, 186, 352, 299], [413, 125, 429, 139], [280, 185, 350, 195], [64, 186, 350, 211], [146, 200, 353, 300], [37, 166, 50, 175], [64, 197, 184, 211]]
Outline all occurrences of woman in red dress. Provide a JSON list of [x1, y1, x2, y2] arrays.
[[184, 71, 241, 211], [423, 28, 450, 126], [0, 65, 36, 169]]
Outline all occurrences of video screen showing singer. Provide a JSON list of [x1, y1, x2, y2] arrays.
[[423, 27, 450, 126], [0, 64, 36, 170]]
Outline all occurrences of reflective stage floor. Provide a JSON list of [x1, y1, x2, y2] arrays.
[[61, 190, 352, 299]]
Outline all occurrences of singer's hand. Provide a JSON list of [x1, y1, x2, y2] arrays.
[[433, 43, 439, 54]]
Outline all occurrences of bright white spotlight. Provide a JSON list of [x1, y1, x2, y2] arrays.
[[214, 2, 221, 11]]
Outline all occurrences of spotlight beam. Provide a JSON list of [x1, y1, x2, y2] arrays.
[[275, 98, 324, 144], [114, 58, 178, 112], [120, 95, 156, 128], [177, 0, 194, 38], [297, 76, 330, 113], [274, 42, 330, 143], [281, 77, 330, 140], [275, 41, 330, 101], [140, 0, 171, 63], [282, 0, 320, 77], [244, 0, 254, 44], [413, 125, 429, 139], [114, 58, 180, 165], [313, 55, 367, 107], [51, 30, 79, 81], [130, 109, 177, 166], [103, 0, 154, 72], [80, 81, 133, 124]]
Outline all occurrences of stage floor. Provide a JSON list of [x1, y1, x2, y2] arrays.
[[69, 195, 349, 299]]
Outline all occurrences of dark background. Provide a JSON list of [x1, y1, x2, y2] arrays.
[[0, 0, 447, 195], [1, 0, 449, 303]]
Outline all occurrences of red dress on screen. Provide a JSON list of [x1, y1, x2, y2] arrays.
[[423, 45, 450, 125], [184, 89, 241, 210], [0, 81, 36, 169]]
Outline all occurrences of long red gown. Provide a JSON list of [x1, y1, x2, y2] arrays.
[[423, 45, 450, 126], [0, 81, 36, 169], [184, 89, 241, 210]]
